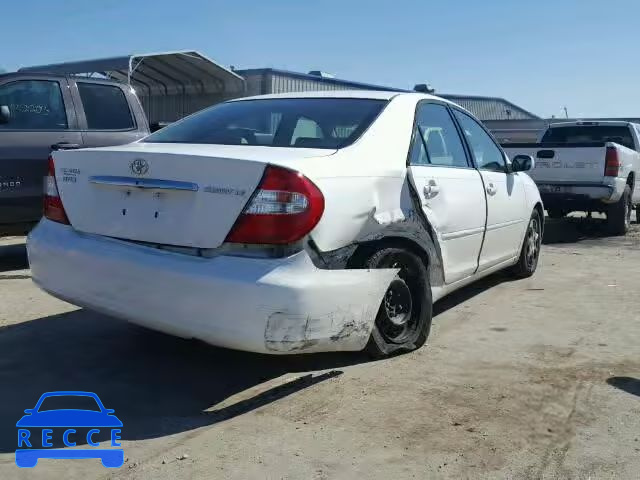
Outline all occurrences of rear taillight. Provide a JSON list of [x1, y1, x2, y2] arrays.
[[225, 165, 325, 245], [605, 147, 621, 177], [44, 156, 70, 225]]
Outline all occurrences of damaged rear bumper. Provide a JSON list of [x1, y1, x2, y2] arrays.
[[27, 220, 396, 354]]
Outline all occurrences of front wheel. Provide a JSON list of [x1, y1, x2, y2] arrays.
[[510, 209, 542, 278], [364, 248, 432, 358]]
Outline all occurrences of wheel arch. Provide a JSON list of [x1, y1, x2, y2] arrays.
[[347, 229, 445, 289]]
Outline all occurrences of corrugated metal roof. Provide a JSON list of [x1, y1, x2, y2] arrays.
[[440, 95, 540, 120], [20, 50, 246, 96], [236, 68, 407, 93], [236, 68, 539, 120]]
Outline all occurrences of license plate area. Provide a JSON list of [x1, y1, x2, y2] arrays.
[[538, 184, 570, 194]]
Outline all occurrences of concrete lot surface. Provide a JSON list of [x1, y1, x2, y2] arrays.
[[0, 219, 639, 479]]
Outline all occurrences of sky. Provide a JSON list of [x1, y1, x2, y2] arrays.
[[2, 0, 638, 119]]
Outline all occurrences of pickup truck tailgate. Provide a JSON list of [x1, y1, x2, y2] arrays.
[[504, 145, 606, 184]]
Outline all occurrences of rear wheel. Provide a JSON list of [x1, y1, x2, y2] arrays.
[[363, 248, 432, 358], [510, 209, 542, 278], [606, 185, 631, 235]]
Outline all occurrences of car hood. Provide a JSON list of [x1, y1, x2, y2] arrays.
[[16, 410, 123, 427]]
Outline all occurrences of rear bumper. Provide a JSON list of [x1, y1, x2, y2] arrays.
[[537, 178, 627, 211], [27, 220, 395, 354]]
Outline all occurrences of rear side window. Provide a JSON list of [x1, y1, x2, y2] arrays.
[[409, 103, 469, 168], [541, 126, 635, 150], [0, 80, 67, 130], [144, 98, 387, 149], [77, 83, 134, 130]]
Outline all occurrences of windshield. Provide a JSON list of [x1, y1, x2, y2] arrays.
[[37, 395, 101, 412], [143, 98, 387, 149], [541, 126, 635, 150]]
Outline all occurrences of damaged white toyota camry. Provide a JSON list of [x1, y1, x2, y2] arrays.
[[28, 91, 543, 357]]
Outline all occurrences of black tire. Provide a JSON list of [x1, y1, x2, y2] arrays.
[[510, 209, 542, 278], [606, 185, 631, 235], [363, 248, 432, 359], [636, 205, 640, 224], [546, 208, 565, 219]]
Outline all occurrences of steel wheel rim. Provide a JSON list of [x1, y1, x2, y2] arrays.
[[376, 257, 420, 344], [383, 279, 413, 327]]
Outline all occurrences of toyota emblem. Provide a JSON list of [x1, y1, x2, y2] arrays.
[[130, 158, 149, 176]]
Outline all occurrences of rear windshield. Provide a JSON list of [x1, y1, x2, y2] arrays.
[[541, 126, 635, 150], [143, 98, 387, 149]]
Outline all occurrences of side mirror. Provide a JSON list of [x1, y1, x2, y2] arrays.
[[0, 105, 10, 124], [105, 409, 115, 414], [511, 154, 535, 172], [23, 409, 34, 415]]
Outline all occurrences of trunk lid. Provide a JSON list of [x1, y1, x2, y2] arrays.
[[53, 143, 334, 248]]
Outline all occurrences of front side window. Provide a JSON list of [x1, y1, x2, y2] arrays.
[[0, 80, 67, 130], [77, 82, 134, 130], [453, 109, 506, 172], [144, 98, 387, 149], [409, 103, 468, 168]]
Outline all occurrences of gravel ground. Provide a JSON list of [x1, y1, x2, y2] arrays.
[[0, 219, 639, 479]]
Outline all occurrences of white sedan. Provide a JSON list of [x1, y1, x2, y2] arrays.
[[27, 91, 542, 357]]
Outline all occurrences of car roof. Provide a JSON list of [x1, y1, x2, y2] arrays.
[[0, 71, 125, 86], [230, 89, 457, 105], [36, 391, 101, 400]]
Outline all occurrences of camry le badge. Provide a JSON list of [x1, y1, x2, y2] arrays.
[[130, 158, 149, 176]]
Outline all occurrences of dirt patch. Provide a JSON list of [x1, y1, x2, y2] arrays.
[[0, 225, 639, 478]]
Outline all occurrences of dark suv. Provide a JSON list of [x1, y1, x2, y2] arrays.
[[0, 73, 149, 235]]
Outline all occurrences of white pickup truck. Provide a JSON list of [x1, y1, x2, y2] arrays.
[[503, 121, 640, 234]]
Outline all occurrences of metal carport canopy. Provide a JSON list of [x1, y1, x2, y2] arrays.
[[19, 50, 246, 97]]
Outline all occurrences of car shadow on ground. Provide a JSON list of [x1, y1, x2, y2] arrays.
[[433, 271, 515, 316], [607, 377, 640, 397], [542, 216, 639, 245], [0, 309, 362, 453]]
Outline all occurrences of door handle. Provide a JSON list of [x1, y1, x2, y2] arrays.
[[486, 182, 497, 196], [51, 142, 81, 151], [423, 180, 440, 199]]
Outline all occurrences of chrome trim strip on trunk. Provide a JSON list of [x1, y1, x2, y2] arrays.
[[88, 176, 199, 192]]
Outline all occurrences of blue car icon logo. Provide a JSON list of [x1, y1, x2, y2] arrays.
[[16, 391, 123, 468]]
